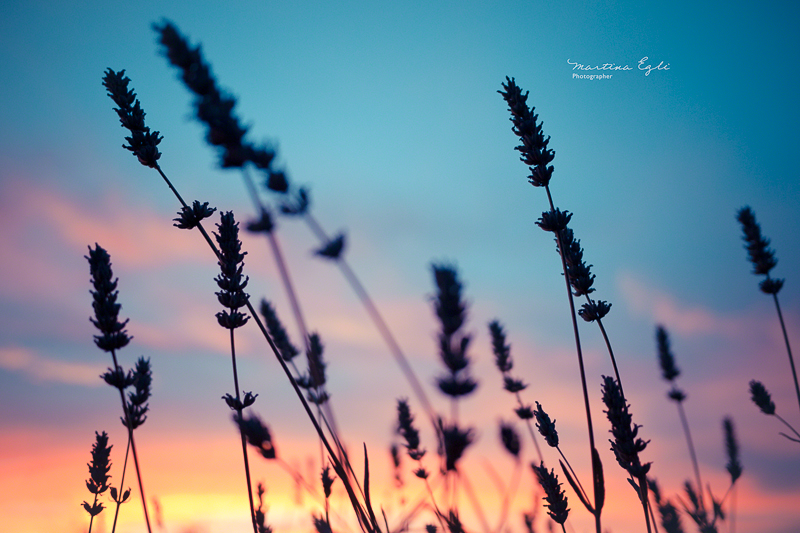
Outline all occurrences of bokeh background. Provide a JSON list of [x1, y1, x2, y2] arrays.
[[1, 1, 799, 532]]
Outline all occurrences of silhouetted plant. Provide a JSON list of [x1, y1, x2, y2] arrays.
[[737, 207, 800, 425], [83, 431, 112, 532], [86, 28, 797, 533], [86, 244, 152, 533], [500, 76, 607, 533], [748, 380, 800, 443]]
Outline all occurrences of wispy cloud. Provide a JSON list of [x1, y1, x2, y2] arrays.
[[616, 270, 751, 337], [0, 346, 104, 386], [0, 178, 208, 301]]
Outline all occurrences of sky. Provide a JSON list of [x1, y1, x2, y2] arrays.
[[1, 0, 799, 532]]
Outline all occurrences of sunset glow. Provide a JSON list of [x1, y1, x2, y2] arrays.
[[2, 1, 800, 532]]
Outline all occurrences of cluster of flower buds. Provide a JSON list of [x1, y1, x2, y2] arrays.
[[737, 206, 783, 294], [601, 376, 651, 479], [432, 264, 477, 399], [213, 212, 250, 330], [499, 77, 555, 188], [531, 462, 570, 525], [102, 69, 162, 168], [86, 244, 131, 352]]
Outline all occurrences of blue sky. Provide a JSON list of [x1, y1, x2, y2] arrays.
[[1, 1, 799, 532]]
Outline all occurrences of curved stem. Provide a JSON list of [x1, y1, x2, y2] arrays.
[[110, 436, 131, 533], [150, 163, 374, 530], [587, 299, 624, 401], [458, 470, 490, 533], [771, 292, 800, 417], [556, 447, 589, 506], [773, 413, 800, 440], [229, 328, 258, 533], [675, 399, 704, 512], [87, 493, 99, 533], [635, 475, 653, 533], [109, 350, 152, 533], [304, 211, 442, 438], [240, 168, 346, 475], [544, 184, 601, 532]]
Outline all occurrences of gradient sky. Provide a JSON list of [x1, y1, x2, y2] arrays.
[[1, 1, 799, 532]]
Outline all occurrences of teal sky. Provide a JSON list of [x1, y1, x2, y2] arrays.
[[1, 1, 799, 532]]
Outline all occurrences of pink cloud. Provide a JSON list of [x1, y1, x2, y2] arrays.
[[0, 346, 104, 386], [0, 177, 210, 302], [616, 270, 750, 337]]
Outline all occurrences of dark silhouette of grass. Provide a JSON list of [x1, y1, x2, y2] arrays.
[[85, 243, 153, 533], [85, 24, 798, 533], [737, 207, 800, 437]]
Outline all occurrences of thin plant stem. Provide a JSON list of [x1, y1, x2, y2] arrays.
[[152, 162, 375, 530], [772, 292, 800, 416], [588, 302, 624, 400], [303, 210, 440, 433], [773, 413, 800, 441], [457, 470, 490, 533], [109, 350, 152, 533], [647, 488, 660, 533], [87, 493, 99, 533], [229, 328, 258, 533], [498, 367, 544, 463], [636, 477, 653, 533], [675, 399, 704, 512], [544, 185, 602, 533], [481, 457, 522, 533], [336, 248, 440, 433], [240, 168, 353, 476], [523, 419, 545, 465], [110, 436, 132, 533], [556, 447, 590, 507]]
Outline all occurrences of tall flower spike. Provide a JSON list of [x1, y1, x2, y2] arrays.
[[723, 417, 742, 484], [749, 380, 775, 415], [559, 227, 596, 297], [536, 208, 572, 233], [86, 244, 131, 352], [213, 211, 250, 330], [432, 264, 466, 336], [247, 209, 275, 235], [153, 20, 282, 174], [736, 206, 779, 277], [259, 299, 299, 362], [296, 333, 329, 405], [85, 431, 113, 496], [534, 401, 559, 448], [439, 420, 474, 471], [234, 412, 277, 460], [432, 264, 478, 399], [579, 300, 611, 322], [125, 357, 152, 430], [601, 376, 651, 479], [154, 21, 249, 165], [655, 326, 680, 381], [531, 462, 570, 525], [102, 69, 163, 168], [658, 501, 686, 533], [397, 398, 425, 460], [499, 77, 555, 187], [279, 187, 310, 216], [488, 320, 512, 373], [500, 421, 521, 458], [314, 233, 346, 260]]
